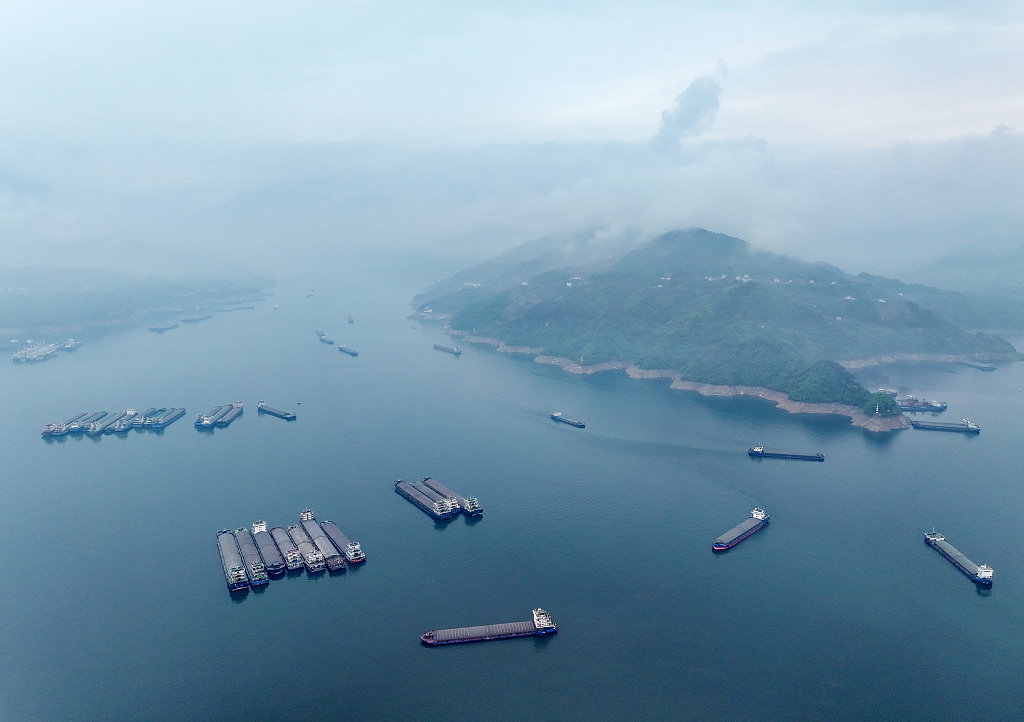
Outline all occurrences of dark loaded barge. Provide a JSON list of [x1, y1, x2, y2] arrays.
[[419, 477, 483, 516], [217, 530, 250, 592], [422, 608, 557, 646], [234, 527, 270, 586], [257, 401, 296, 420], [251, 521, 287, 576], [925, 531, 993, 586], [433, 343, 462, 355], [551, 412, 585, 428], [338, 346, 358, 356], [911, 419, 979, 434], [394, 479, 461, 519], [713, 508, 769, 551], [320, 520, 366, 564], [300, 509, 346, 572], [142, 407, 186, 428], [748, 445, 824, 461]]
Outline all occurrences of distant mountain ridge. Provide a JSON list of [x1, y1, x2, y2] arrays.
[[417, 228, 1022, 406]]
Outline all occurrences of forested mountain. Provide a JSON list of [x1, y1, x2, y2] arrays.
[[419, 228, 1022, 405]]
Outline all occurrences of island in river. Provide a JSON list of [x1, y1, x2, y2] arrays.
[[416, 228, 1022, 430]]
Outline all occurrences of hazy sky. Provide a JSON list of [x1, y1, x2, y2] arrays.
[[1, 1, 1022, 276]]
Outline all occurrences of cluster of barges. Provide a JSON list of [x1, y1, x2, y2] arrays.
[[12, 338, 81, 363], [394, 477, 483, 520], [217, 509, 365, 592], [41, 407, 186, 437], [195, 402, 244, 430]]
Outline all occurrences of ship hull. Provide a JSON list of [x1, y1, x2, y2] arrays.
[[421, 627, 556, 646], [713, 518, 769, 551]]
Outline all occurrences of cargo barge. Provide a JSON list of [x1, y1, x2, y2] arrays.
[[394, 479, 460, 519], [87, 411, 128, 435], [300, 509, 345, 572], [896, 396, 947, 412], [713, 508, 769, 551], [551, 412, 584, 428], [251, 521, 286, 576], [110, 409, 141, 433], [216, 402, 243, 427], [234, 528, 270, 586], [195, 405, 224, 428], [66, 412, 107, 434], [269, 526, 305, 571], [419, 477, 483, 516], [320, 520, 366, 564], [422, 608, 557, 646], [217, 530, 250, 592], [925, 531, 993, 586], [911, 419, 979, 433], [338, 346, 358, 356], [286, 523, 326, 572], [179, 314, 211, 323], [316, 329, 334, 344], [257, 401, 296, 420], [433, 343, 462, 355], [748, 446, 824, 461], [149, 321, 179, 333], [959, 360, 996, 371], [142, 407, 186, 428]]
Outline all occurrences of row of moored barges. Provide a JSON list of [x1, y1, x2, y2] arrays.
[[217, 509, 365, 592]]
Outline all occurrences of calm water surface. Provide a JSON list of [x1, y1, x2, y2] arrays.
[[1, 266, 1022, 721]]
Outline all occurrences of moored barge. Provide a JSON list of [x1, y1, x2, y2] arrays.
[[433, 343, 462, 355], [257, 401, 296, 420], [551, 412, 584, 428], [925, 530, 993, 586], [286, 523, 326, 572], [422, 608, 557, 646], [419, 477, 483, 516], [251, 521, 287, 576], [269, 526, 305, 571], [911, 419, 979, 433], [234, 528, 270, 586], [394, 479, 460, 520], [713, 508, 769, 551], [300, 509, 345, 572], [896, 396, 947, 412], [748, 446, 824, 461], [216, 402, 243, 427], [959, 360, 995, 371], [217, 530, 250, 592], [320, 520, 366, 564]]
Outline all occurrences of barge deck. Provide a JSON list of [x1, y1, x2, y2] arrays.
[[925, 531, 993, 586], [422, 608, 557, 646], [748, 446, 824, 461]]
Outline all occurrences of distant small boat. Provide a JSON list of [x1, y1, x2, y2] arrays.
[[347, 314, 354, 324], [273, 304, 279, 310]]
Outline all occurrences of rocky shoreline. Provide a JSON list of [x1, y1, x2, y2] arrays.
[[444, 329, 911, 431]]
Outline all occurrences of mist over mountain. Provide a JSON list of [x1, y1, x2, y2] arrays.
[[420, 228, 1021, 405]]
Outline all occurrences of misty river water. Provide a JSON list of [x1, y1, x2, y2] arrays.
[[1, 264, 1022, 720]]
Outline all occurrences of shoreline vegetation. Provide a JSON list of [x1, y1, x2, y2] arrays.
[[440, 327, 918, 431], [411, 228, 1024, 430]]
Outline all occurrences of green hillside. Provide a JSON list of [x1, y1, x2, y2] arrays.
[[434, 229, 1020, 405]]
